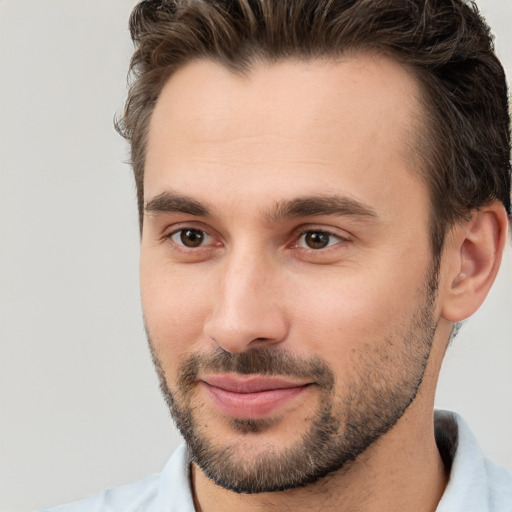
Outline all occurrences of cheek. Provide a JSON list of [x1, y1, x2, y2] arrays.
[[140, 258, 213, 370], [289, 267, 425, 364]]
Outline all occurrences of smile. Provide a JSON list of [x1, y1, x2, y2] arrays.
[[201, 375, 312, 419]]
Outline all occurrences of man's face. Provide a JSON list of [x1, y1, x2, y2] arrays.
[[140, 55, 441, 492]]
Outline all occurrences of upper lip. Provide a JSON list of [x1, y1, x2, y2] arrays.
[[202, 375, 312, 393]]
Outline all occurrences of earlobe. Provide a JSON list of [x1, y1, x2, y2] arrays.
[[441, 202, 509, 323]]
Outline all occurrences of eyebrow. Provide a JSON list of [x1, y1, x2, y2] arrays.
[[267, 195, 379, 223], [145, 191, 213, 217], [144, 191, 379, 223]]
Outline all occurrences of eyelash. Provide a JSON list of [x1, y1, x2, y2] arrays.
[[293, 230, 345, 251], [169, 228, 212, 248], [166, 226, 349, 253]]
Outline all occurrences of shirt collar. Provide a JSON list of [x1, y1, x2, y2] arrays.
[[435, 410, 512, 511]]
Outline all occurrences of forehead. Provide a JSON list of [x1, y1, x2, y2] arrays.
[[144, 54, 428, 225]]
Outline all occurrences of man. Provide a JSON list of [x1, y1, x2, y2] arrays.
[[43, 0, 511, 511]]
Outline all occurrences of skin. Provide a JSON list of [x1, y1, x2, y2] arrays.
[[140, 55, 508, 512]]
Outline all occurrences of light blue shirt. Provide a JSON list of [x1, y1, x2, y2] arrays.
[[41, 411, 512, 512]]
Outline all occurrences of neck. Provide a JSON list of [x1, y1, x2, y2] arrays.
[[191, 403, 448, 512]]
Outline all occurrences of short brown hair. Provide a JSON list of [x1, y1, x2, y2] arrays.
[[117, 0, 511, 256]]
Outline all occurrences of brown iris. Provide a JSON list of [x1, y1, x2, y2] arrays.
[[180, 229, 205, 247], [304, 231, 330, 249]]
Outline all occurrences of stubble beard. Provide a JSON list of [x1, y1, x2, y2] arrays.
[[147, 266, 439, 494]]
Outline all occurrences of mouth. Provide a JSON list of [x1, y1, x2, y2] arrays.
[[200, 374, 313, 419]]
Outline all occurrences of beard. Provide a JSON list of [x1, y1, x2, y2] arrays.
[[147, 265, 439, 494]]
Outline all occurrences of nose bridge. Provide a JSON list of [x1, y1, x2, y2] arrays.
[[203, 241, 288, 353]]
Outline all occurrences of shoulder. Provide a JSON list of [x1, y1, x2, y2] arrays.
[[40, 473, 160, 512], [39, 445, 194, 512], [484, 457, 512, 510]]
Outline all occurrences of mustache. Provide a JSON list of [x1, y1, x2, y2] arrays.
[[177, 347, 335, 390]]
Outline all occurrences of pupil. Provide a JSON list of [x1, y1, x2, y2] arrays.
[[305, 232, 329, 249], [181, 229, 204, 247]]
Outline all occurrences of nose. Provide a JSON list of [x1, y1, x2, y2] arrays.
[[203, 248, 289, 353]]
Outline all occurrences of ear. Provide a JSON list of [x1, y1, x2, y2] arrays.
[[440, 202, 509, 323]]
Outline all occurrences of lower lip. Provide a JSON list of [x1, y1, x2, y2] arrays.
[[202, 382, 310, 419]]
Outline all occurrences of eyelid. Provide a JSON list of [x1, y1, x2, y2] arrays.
[[295, 231, 342, 249], [169, 228, 212, 247], [161, 222, 350, 253], [164, 222, 222, 249], [291, 225, 351, 246]]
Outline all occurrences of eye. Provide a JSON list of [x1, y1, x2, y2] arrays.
[[296, 230, 342, 250], [170, 228, 211, 248]]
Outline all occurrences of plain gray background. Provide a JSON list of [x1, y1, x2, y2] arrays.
[[0, 1, 511, 511]]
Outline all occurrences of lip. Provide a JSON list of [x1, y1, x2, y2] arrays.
[[201, 375, 312, 419]]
